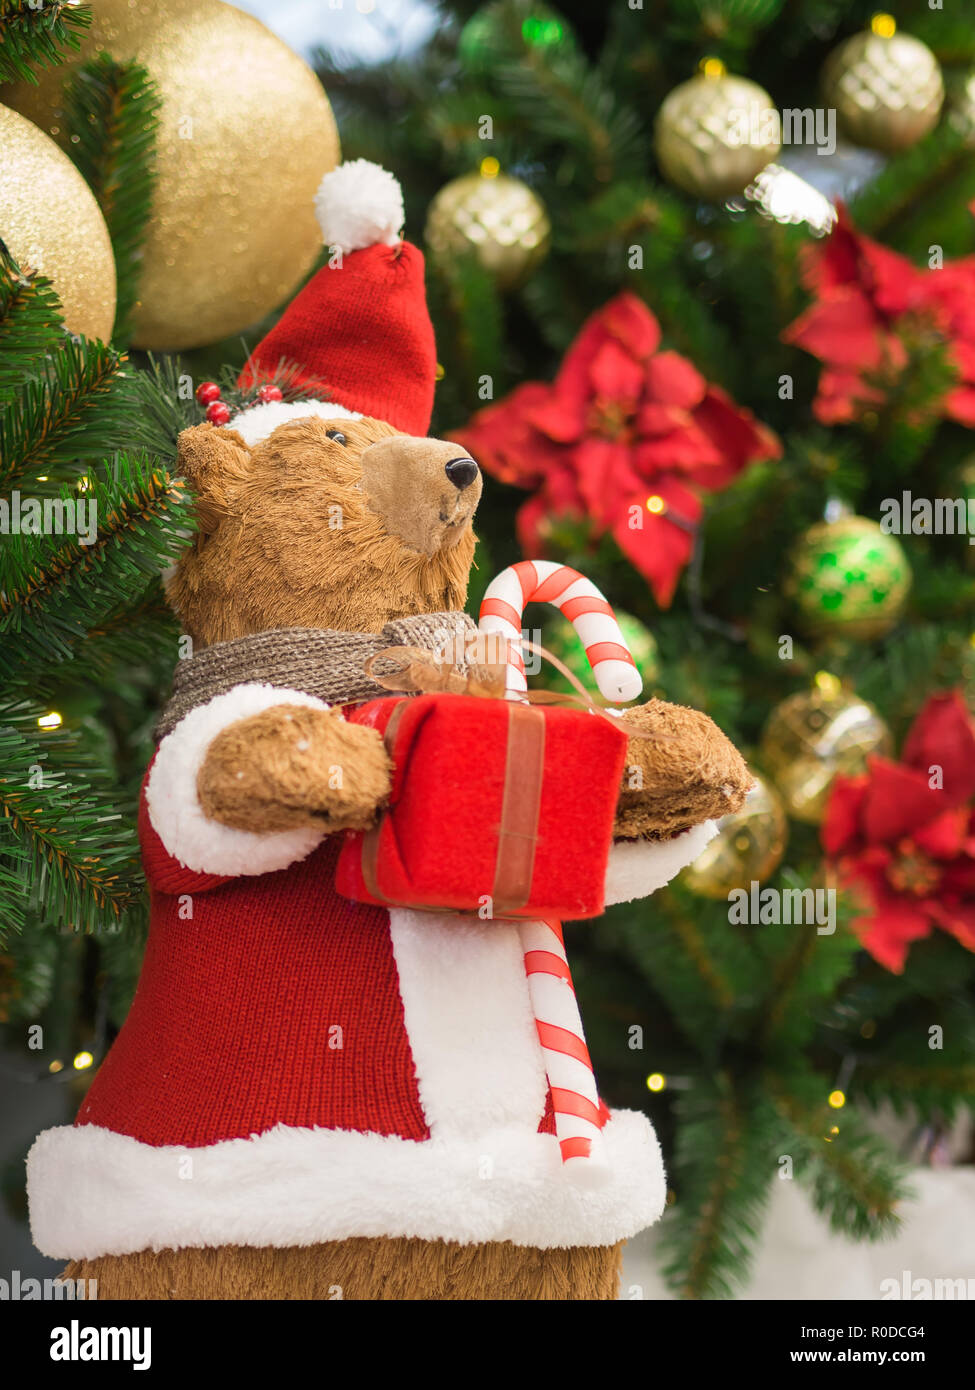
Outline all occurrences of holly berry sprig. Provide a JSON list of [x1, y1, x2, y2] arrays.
[[194, 380, 283, 425]]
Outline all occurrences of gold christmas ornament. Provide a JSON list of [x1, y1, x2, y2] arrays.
[[682, 773, 788, 899], [821, 17, 944, 154], [947, 69, 975, 145], [654, 63, 781, 201], [0, 104, 116, 342], [789, 514, 911, 641], [424, 168, 551, 290], [3, 0, 340, 350], [759, 676, 892, 825]]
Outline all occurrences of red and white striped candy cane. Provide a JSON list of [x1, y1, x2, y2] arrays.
[[478, 559, 643, 703], [478, 561, 642, 1177]]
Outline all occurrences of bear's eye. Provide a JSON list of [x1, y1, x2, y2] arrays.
[[326, 430, 347, 445]]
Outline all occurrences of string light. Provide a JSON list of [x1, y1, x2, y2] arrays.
[[37, 712, 62, 730], [646, 1072, 666, 1092], [479, 156, 500, 179], [48, 1060, 64, 1074], [828, 1089, 846, 1109], [646, 494, 667, 515], [435, 363, 446, 382], [72, 1051, 94, 1071]]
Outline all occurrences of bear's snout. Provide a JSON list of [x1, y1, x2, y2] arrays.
[[359, 435, 483, 556]]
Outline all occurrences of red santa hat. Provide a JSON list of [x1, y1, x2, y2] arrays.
[[236, 159, 437, 439]]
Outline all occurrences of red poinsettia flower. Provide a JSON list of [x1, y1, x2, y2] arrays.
[[453, 293, 780, 606], [783, 206, 975, 427], [822, 691, 975, 973]]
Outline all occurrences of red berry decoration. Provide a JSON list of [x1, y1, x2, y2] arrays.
[[195, 381, 222, 406], [257, 385, 284, 403], [205, 401, 231, 425]]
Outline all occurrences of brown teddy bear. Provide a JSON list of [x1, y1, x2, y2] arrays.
[[27, 161, 749, 1301]]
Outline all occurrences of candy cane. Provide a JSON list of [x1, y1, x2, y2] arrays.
[[478, 562, 642, 1178], [479, 560, 643, 703]]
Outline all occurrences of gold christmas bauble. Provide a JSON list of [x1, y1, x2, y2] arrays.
[[947, 69, 975, 145], [425, 169, 550, 290], [682, 773, 788, 898], [0, 104, 116, 341], [654, 69, 780, 201], [759, 678, 892, 825], [789, 514, 911, 641], [3, 0, 340, 350], [822, 24, 944, 154]]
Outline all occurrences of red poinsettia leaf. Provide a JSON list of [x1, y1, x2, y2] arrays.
[[452, 382, 557, 487], [944, 387, 975, 427], [588, 339, 645, 405], [637, 402, 688, 436], [574, 436, 641, 524], [645, 351, 707, 409], [926, 900, 975, 953], [840, 860, 934, 973], [692, 386, 782, 477], [525, 391, 586, 443], [912, 808, 971, 859], [860, 756, 948, 844], [822, 773, 869, 855], [811, 366, 887, 424], [554, 293, 660, 404], [783, 287, 888, 369], [901, 691, 975, 806], [610, 480, 701, 608], [633, 425, 723, 474]]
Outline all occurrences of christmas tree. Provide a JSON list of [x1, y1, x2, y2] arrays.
[[2, 0, 975, 1299]]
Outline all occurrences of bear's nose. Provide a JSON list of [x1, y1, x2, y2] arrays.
[[444, 457, 479, 491]]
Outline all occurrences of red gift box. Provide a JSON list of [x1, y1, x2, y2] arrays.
[[335, 693, 628, 920]]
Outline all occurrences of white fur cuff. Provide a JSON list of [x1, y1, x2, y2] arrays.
[[603, 821, 719, 905], [145, 683, 330, 878], [27, 1112, 666, 1260]]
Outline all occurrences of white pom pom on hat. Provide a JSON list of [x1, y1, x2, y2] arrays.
[[314, 159, 404, 255]]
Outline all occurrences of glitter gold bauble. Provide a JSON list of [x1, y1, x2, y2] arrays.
[[789, 515, 911, 640], [682, 773, 787, 898], [425, 171, 550, 290], [654, 71, 780, 201], [759, 680, 892, 825], [822, 28, 944, 154], [947, 70, 975, 146], [3, 0, 340, 350], [0, 104, 116, 342]]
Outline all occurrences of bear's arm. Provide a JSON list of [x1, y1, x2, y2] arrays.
[[145, 683, 390, 879]]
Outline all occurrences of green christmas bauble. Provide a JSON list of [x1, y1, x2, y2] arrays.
[[459, 2, 575, 74], [759, 678, 892, 825], [534, 611, 659, 698], [789, 515, 911, 640], [682, 773, 788, 898]]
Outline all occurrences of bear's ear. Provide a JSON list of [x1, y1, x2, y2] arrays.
[[175, 424, 252, 534]]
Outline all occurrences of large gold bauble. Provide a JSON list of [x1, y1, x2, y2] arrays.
[[3, 0, 340, 350], [0, 104, 116, 342], [822, 29, 944, 154], [654, 73, 780, 201], [682, 773, 788, 899], [759, 682, 892, 825], [425, 171, 550, 290]]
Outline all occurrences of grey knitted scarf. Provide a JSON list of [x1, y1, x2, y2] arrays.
[[155, 610, 479, 743]]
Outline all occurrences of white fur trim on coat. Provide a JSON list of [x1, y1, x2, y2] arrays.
[[228, 399, 361, 447], [26, 1112, 666, 1259], [145, 683, 329, 877], [388, 910, 549, 1139], [603, 821, 719, 905]]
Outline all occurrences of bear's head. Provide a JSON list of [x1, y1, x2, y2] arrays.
[[167, 411, 482, 646]]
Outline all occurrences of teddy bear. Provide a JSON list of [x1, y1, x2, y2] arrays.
[[26, 161, 750, 1301]]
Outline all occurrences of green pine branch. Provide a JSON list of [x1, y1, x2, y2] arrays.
[[0, 243, 64, 394], [0, 0, 90, 85], [0, 454, 195, 680], [0, 707, 144, 939], [62, 55, 161, 342], [0, 335, 128, 487]]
